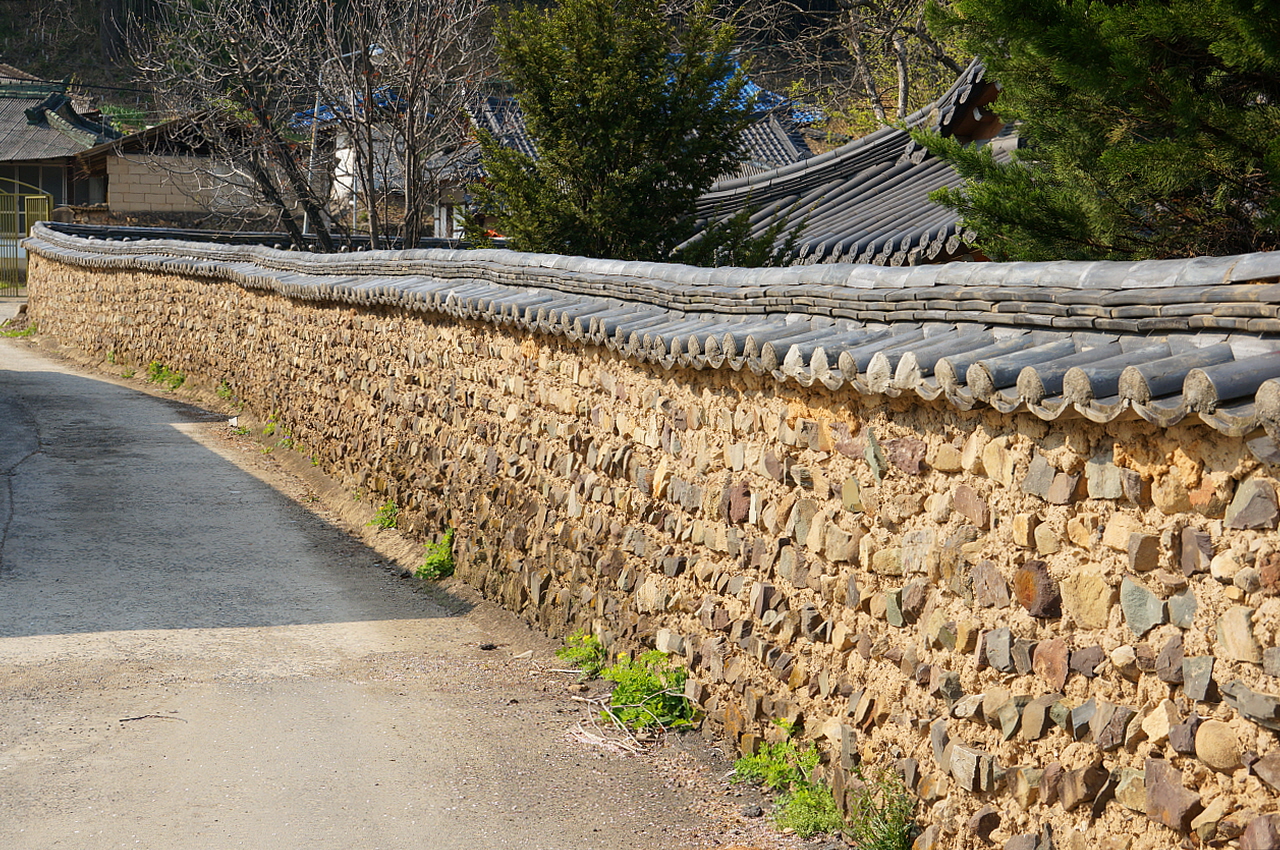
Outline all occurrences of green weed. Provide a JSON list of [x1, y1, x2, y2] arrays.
[[262, 421, 276, 438], [145, 361, 185, 390], [231, 426, 251, 436], [106, 349, 117, 365], [556, 630, 608, 680], [216, 380, 233, 400], [733, 725, 820, 792], [416, 529, 455, 579], [843, 767, 916, 850], [367, 499, 399, 530], [733, 722, 846, 839], [0, 321, 37, 338], [122, 369, 135, 379], [776, 785, 846, 838], [600, 650, 692, 731]]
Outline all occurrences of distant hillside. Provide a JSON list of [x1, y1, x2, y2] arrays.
[[0, 0, 134, 82]]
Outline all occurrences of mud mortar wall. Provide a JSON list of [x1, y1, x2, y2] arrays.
[[27, 252, 1280, 850]]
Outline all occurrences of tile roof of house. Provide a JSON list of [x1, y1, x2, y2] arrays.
[[693, 60, 1002, 267], [0, 64, 41, 84], [26, 221, 1280, 448], [450, 91, 815, 183], [0, 90, 120, 163]]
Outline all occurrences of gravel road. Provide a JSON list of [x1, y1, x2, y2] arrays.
[[0, 323, 791, 850]]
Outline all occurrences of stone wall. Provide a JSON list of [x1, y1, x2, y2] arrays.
[[24, 238, 1280, 850]]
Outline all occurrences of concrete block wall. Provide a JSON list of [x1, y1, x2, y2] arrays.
[[26, 251, 1280, 850], [106, 155, 258, 214]]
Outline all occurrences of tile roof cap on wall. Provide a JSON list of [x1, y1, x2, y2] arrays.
[[25, 222, 1280, 453]]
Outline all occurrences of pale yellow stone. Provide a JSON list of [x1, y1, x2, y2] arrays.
[[1102, 513, 1142, 551], [831, 620, 854, 652], [1011, 513, 1039, 548], [1060, 570, 1116, 629], [955, 621, 980, 653], [1034, 523, 1061, 555], [982, 435, 1016, 488], [931, 443, 963, 473], [1066, 513, 1099, 548], [1140, 698, 1178, 745], [961, 431, 986, 474]]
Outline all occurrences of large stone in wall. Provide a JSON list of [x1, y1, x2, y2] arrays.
[[1216, 606, 1261, 663], [1013, 560, 1060, 618], [1145, 758, 1202, 833], [1225, 478, 1278, 529], [1060, 570, 1115, 630]]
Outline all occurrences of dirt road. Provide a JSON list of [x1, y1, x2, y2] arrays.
[[0, 328, 782, 850]]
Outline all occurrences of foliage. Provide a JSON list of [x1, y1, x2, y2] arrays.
[[599, 650, 693, 731], [844, 767, 916, 850], [556, 629, 608, 680], [915, 0, 1280, 261], [133, 0, 489, 250], [473, 0, 754, 262], [367, 498, 400, 530], [697, 0, 964, 130], [775, 785, 846, 839], [416, 528, 456, 579], [145, 360, 184, 390], [675, 202, 806, 268], [0, 321, 37, 338], [732, 722, 846, 839], [216, 380, 233, 400], [733, 726, 821, 792], [100, 103, 148, 134]]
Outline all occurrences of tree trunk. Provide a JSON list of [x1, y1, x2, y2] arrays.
[[894, 33, 909, 121], [848, 16, 887, 126], [246, 151, 309, 250]]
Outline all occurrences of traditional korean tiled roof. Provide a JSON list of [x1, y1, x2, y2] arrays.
[[694, 60, 1004, 267], [448, 91, 815, 183], [25, 222, 1280, 449], [0, 89, 120, 163]]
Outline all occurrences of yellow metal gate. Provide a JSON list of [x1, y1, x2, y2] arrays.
[[0, 188, 53, 294]]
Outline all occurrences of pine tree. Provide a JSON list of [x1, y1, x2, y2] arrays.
[[915, 0, 1280, 261], [473, 0, 753, 262]]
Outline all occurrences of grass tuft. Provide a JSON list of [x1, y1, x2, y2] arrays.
[[416, 529, 455, 579]]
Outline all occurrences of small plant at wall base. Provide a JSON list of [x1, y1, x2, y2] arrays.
[[732, 722, 846, 839], [843, 766, 916, 850], [367, 499, 399, 530], [416, 529, 455, 579], [599, 650, 693, 731], [0, 320, 37, 338], [556, 630, 607, 681], [145, 361, 185, 390]]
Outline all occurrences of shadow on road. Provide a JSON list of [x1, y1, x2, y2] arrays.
[[0, 365, 471, 639]]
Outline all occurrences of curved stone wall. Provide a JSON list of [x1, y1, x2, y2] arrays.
[[24, 223, 1280, 850]]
